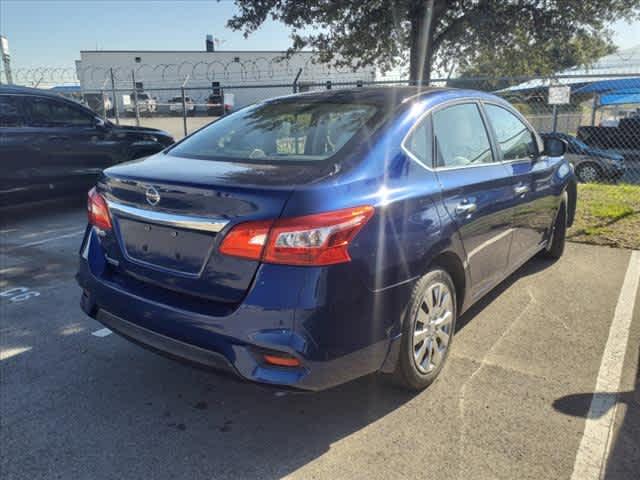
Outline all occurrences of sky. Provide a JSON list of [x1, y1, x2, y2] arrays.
[[1, 0, 639, 70]]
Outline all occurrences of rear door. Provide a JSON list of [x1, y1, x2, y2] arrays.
[[482, 103, 554, 268], [432, 101, 515, 299], [23, 95, 116, 195]]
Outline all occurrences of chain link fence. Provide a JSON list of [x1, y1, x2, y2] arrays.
[[15, 65, 639, 184]]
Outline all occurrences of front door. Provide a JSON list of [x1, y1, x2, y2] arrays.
[[432, 102, 515, 299], [482, 103, 555, 268]]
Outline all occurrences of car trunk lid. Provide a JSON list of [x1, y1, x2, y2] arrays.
[[98, 154, 334, 304]]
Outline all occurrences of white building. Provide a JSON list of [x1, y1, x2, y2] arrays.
[[76, 49, 376, 110]]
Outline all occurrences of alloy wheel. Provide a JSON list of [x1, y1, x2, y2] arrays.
[[578, 164, 600, 183], [413, 282, 454, 374]]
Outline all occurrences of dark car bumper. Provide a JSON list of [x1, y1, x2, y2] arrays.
[[77, 227, 409, 391], [603, 163, 626, 179]]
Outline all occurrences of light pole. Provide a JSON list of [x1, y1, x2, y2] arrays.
[[1, 35, 13, 84]]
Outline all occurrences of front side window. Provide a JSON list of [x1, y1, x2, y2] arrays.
[[485, 104, 536, 161], [24, 97, 94, 127], [0, 95, 25, 127], [432, 103, 494, 168], [169, 102, 378, 162]]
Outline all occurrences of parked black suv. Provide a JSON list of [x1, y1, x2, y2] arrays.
[[0, 85, 174, 207]]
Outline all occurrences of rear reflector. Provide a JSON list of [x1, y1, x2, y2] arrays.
[[87, 187, 112, 230], [263, 353, 301, 367], [219, 205, 374, 266]]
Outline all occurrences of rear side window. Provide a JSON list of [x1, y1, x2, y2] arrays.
[[169, 102, 378, 162], [484, 104, 536, 161], [0, 95, 25, 127], [404, 117, 432, 166], [433, 103, 494, 167], [24, 97, 94, 127]]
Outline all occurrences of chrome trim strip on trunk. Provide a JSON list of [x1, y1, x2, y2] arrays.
[[106, 200, 229, 233]]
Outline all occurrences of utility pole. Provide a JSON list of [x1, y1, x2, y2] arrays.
[[181, 75, 189, 137], [1, 36, 14, 84], [110, 68, 120, 125]]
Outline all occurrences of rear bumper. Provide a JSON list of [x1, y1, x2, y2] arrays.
[[77, 227, 410, 391], [591, 160, 626, 179], [94, 308, 236, 373]]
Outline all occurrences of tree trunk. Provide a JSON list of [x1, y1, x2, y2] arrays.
[[409, 0, 435, 84]]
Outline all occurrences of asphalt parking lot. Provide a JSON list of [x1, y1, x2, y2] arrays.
[[1, 201, 639, 480]]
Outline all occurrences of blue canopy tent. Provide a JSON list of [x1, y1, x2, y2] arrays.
[[572, 78, 640, 110], [599, 91, 640, 106], [569, 78, 640, 125]]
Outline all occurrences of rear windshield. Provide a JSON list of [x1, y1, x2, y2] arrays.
[[168, 102, 378, 162]]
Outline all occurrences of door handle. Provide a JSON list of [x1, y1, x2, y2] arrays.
[[514, 185, 530, 196], [455, 202, 477, 215]]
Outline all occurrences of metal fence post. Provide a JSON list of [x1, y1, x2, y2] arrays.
[[591, 94, 599, 126], [110, 67, 119, 125], [131, 70, 140, 127], [180, 75, 190, 137], [181, 86, 188, 137], [551, 104, 558, 133], [292, 68, 302, 94], [100, 89, 107, 120]]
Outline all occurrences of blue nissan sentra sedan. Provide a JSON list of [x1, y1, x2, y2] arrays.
[[77, 87, 577, 391]]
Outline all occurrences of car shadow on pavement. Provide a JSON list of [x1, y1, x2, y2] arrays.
[[456, 255, 556, 332], [552, 348, 640, 479], [80, 354, 421, 479], [56, 256, 562, 479]]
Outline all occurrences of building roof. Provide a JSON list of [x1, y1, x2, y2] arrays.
[[503, 45, 640, 92]]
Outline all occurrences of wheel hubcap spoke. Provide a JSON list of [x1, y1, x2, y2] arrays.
[[414, 327, 429, 346], [414, 338, 428, 365], [432, 343, 443, 366], [434, 311, 452, 328], [436, 329, 450, 347]]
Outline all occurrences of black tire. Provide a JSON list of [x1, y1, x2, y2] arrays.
[[393, 269, 457, 391], [541, 193, 567, 260], [575, 162, 602, 183]]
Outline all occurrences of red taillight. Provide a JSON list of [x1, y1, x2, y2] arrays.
[[218, 219, 273, 260], [219, 206, 374, 266], [87, 187, 112, 230]]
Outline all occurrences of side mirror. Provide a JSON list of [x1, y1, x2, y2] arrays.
[[94, 117, 108, 130], [543, 137, 567, 157]]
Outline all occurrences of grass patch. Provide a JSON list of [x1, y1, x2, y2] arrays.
[[568, 183, 640, 250]]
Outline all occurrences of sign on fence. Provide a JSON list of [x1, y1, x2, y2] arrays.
[[548, 85, 571, 105]]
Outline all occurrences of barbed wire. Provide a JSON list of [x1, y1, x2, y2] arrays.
[[5, 57, 377, 87]]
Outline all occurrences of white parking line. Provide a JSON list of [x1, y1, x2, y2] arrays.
[[571, 250, 640, 480], [5, 230, 84, 251], [91, 328, 112, 338]]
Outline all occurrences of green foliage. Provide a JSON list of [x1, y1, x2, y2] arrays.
[[458, 30, 617, 82], [227, 1, 640, 81]]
